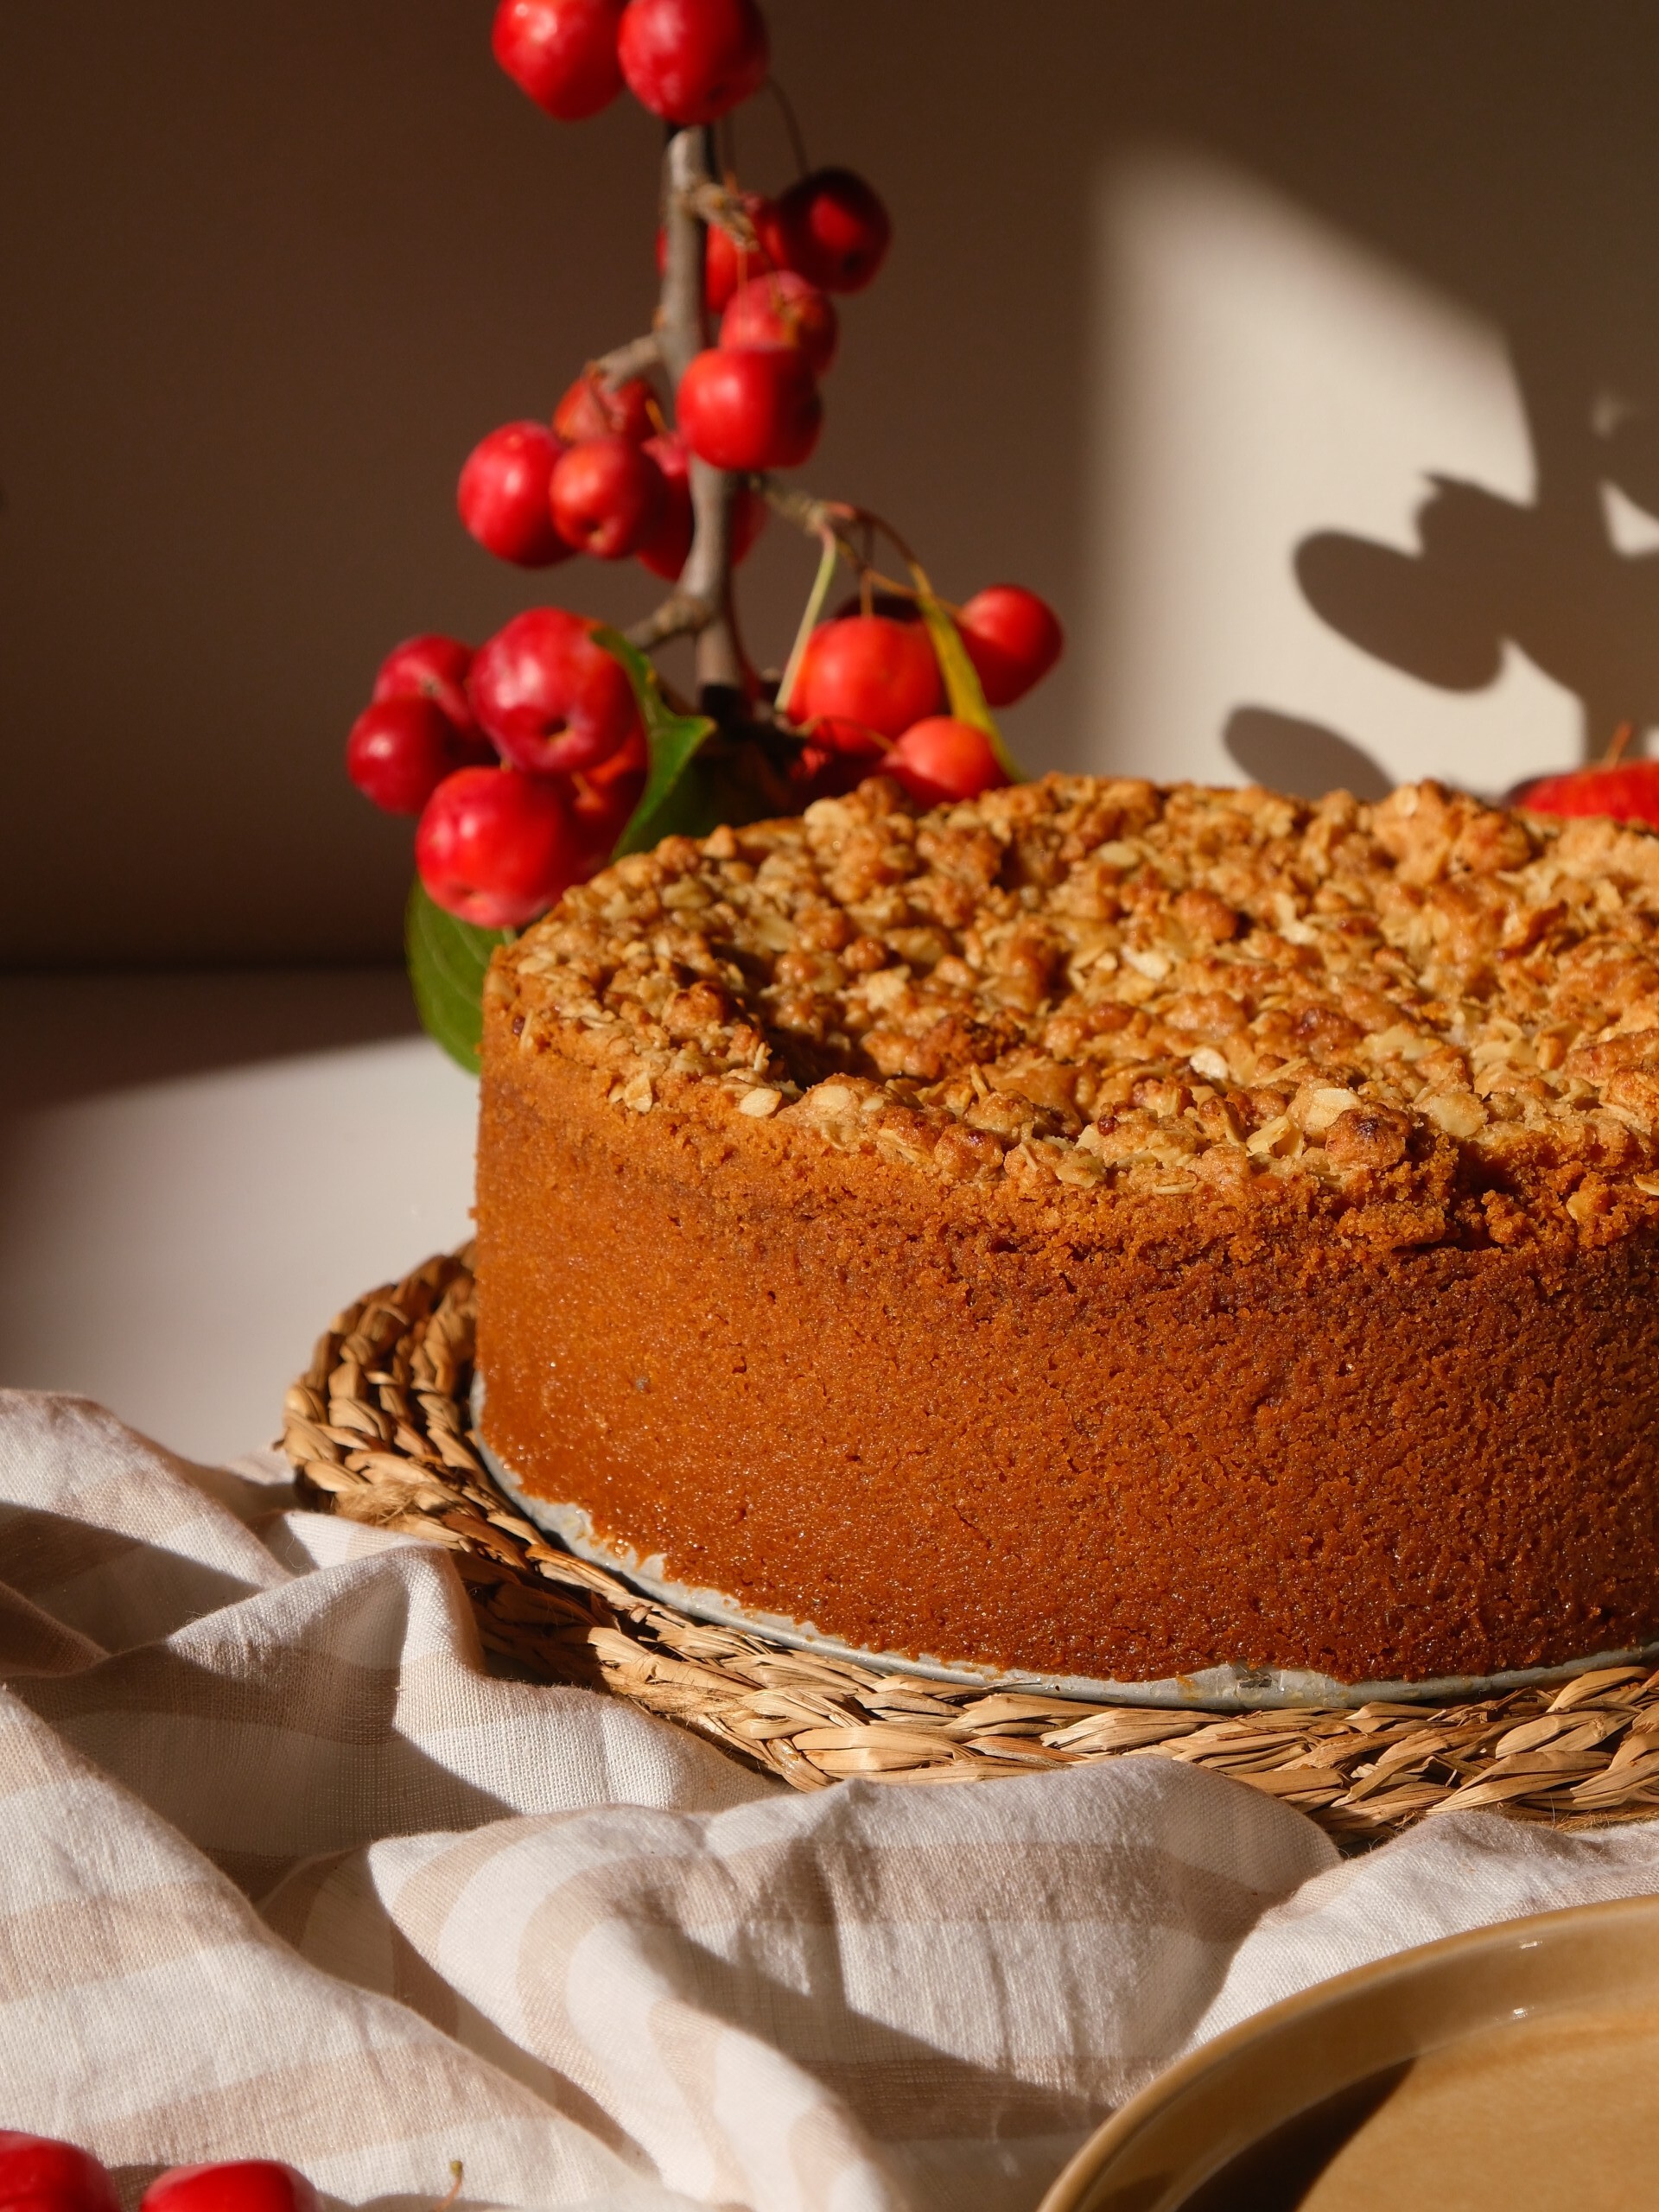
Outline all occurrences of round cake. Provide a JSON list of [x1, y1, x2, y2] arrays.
[[474, 773, 1659, 1688]]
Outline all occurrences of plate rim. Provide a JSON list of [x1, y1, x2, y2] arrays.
[[1037, 1890, 1659, 2212]]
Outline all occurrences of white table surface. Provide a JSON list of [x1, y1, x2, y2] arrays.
[[0, 970, 478, 1463]]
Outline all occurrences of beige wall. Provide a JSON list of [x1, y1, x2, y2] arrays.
[[6, 3, 1659, 966]]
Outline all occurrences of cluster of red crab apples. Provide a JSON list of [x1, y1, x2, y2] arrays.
[[348, 582, 1062, 930], [0, 2134, 318, 2212], [344, 0, 1065, 929]]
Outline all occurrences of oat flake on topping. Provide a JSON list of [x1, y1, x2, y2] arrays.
[[489, 773, 1659, 1249]]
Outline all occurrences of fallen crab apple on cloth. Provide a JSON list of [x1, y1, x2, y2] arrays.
[[10, 1394, 1659, 2212]]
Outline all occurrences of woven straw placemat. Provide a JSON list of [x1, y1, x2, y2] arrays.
[[282, 1249, 1659, 1847]]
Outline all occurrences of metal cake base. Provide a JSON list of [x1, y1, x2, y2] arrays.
[[474, 1381, 1659, 1713]]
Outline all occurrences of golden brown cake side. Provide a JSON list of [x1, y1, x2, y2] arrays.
[[474, 775, 1659, 1685]]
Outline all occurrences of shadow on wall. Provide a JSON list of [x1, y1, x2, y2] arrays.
[[1293, 372, 1659, 772], [1223, 709, 1391, 803]]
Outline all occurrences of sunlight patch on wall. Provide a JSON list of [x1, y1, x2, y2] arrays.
[[1601, 480, 1659, 557], [1083, 153, 1583, 798]]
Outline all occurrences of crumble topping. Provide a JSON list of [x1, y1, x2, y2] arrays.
[[493, 773, 1659, 1249]]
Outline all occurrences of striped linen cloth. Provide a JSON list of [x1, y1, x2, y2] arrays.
[[6, 1389, 1659, 2211]]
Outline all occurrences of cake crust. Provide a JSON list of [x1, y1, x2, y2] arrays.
[[475, 775, 1659, 1683]]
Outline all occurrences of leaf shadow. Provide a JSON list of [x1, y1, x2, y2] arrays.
[[1223, 709, 1392, 802], [1289, 358, 1659, 764]]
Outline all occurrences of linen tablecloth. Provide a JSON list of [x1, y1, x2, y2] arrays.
[[5, 1388, 1659, 2212]]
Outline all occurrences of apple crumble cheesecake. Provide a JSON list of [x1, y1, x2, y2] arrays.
[[474, 774, 1659, 1684]]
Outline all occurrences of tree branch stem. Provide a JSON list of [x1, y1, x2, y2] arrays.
[[755, 478, 931, 605], [591, 333, 661, 387], [658, 130, 708, 389], [625, 593, 714, 652], [660, 127, 743, 701]]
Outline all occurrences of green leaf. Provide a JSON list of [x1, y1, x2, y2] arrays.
[[908, 573, 1024, 782], [405, 878, 508, 1074], [591, 625, 723, 854]]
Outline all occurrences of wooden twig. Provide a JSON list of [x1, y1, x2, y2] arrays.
[[756, 478, 855, 539], [756, 478, 925, 605], [591, 333, 662, 388], [661, 127, 742, 700], [658, 129, 708, 390], [625, 592, 713, 652], [676, 177, 761, 248]]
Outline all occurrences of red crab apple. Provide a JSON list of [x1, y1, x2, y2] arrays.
[[140, 2164, 320, 2212], [491, 0, 625, 119], [677, 345, 822, 472], [347, 697, 472, 815], [416, 766, 585, 928], [956, 584, 1064, 707], [886, 716, 1007, 807], [552, 370, 656, 445], [0, 2133, 119, 2212], [702, 200, 775, 312], [772, 168, 891, 293], [808, 715, 887, 763], [458, 421, 570, 566], [789, 714, 887, 798], [637, 430, 694, 579], [720, 270, 838, 375], [636, 429, 766, 579], [372, 633, 476, 735], [1517, 759, 1659, 829], [787, 614, 943, 740], [550, 435, 665, 558], [616, 0, 767, 124], [1514, 725, 1659, 830], [468, 607, 639, 774], [570, 726, 649, 858]]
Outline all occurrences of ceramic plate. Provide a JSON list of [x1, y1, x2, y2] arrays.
[[1041, 1893, 1659, 2211]]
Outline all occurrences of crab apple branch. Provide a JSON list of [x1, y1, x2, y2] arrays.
[[641, 124, 744, 696], [623, 588, 711, 650], [591, 333, 662, 387], [353, 0, 1071, 973], [677, 176, 762, 249], [758, 477, 923, 601]]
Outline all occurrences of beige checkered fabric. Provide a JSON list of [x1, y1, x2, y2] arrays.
[[6, 1388, 1659, 2211]]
